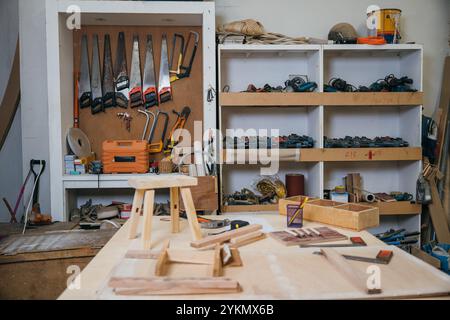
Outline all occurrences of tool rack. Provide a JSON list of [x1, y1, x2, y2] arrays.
[[218, 44, 423, 235], [41, 0, 216, 220]]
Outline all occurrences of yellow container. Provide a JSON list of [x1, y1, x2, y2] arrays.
[[367, 8, 401, 43]]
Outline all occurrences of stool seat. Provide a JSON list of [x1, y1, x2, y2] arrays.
[[128, 174, 198, 190]]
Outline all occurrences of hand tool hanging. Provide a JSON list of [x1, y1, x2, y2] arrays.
[[78, 34, 91, 108], [102, 34, 115, 108], [158, 33, 173, 104], [170, 31, 199, 83], [73, 72, 80, 128], [114, 32, 129, 109], [91, 34, 103, 114], [164, 106, 191, 153], [148, 110, 169, 154], [129, 35, 143, 108], [169, 33, 185, 76], [137, 109, 155, 141], [143, 35, 158, 109]]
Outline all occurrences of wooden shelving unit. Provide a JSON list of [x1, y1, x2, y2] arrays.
[[218, 44, 423, 235], [220, 92, 423, 107], [222, 204, 279, 213]]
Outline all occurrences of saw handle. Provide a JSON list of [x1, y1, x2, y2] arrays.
[[116, 75, 129, 92], [79, 92, 92, 109], [115, 92, 128, 109], [129, 87, 143, 108], [143, 87, 158, 109], [158, 87, 172, 104], [148, 111, 169, 154], [103, 91, 116, 108], [91, 97, 104, 114]]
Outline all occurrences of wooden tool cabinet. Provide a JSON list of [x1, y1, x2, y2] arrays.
[[218, 44, 423, 235], [43, 1, 216, 220]]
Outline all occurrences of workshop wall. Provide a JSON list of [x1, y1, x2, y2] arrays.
[[0, 0, 22, 223], [216, 0, 450, 116]]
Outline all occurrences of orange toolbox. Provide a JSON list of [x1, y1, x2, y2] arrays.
[[102, 140, 149, 174]]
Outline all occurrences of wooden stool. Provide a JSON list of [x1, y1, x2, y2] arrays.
[[127, 174, 203, 249]]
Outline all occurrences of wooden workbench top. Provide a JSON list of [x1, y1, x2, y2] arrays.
[[58, 213, 450, 300]]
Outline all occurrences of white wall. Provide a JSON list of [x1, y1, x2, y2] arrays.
[[216, 0, 450, 116], [0, 0, 22, 222]]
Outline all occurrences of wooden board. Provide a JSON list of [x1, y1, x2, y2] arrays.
[[127, 174, 197, 189], [222, 204, 278, 213], [220, 92, 423, 107], [180, 176, 218, 212], [305, 148, 422, 162], [191, 224, 262, 248], [73, 26, 203, 161], [362, 201, 422, 216], [0, 40, 20, 151], [269, 227, 347, 247]]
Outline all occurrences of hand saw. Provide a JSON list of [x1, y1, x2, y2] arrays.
[[164, 106, 191, 153], [102, 34, 116, 108], [114, 32, 129, 109], [129, 35, 143, 108], [78, 34, 91, 109], [143, 35, 158, 109], [148, 110, 169, 154], [91, 34, 103, 114], [170, 31, 199, 83], [158, 34, 172, 104]]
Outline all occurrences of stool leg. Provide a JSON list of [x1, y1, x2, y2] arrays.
[[142, 190, 155, 250], [170, 187, 180, 233], [180, 187, 203, 241], [128, 190, 145, 240]]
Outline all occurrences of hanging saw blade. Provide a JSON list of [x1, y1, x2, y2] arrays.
[[158, 33, 172, 104], [142, 34, 158, 109], [79, 34, 91, 108], [102, 34, 115, 108], [114, 32, 129, 109], [129, 35, 143, 108], [90, 34, 103, 114]]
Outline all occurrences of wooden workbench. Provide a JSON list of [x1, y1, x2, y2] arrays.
[[58, 213, 450, 300]]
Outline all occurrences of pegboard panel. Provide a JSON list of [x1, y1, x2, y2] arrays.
[[73, 25, 203, 162]]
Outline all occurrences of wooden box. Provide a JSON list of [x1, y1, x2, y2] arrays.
[[278, 195, 318, 216], [303, 200, 379, 231]]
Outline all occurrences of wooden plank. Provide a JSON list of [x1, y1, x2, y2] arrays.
[[0, 40, 20, 151], [362, 201, 422, 215], [108, 277, 240, 296], [222, 204, 278, 213], [229, 234, 267, 248], [180, 188, 203, 241], [191, 224, 262, 248], [128, 174, 197, 190], [154, 240, 170, 276], [304, 147, 422, 162], [427, 178, 450, 243], [128, 190, 145, 240], [211, 245, 222, 277], [435, 56, 450, 167], [170, 187, 180, 233], [142, 190, 155, 250], [411, 247, 441, 269], [229, 230, 264, 244], [220, 92, 423, 107], [320, 248, 381, 295]]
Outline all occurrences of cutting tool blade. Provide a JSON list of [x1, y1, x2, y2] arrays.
[[158, 33, 172, 104]]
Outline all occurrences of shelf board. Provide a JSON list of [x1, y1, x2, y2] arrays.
[[222, 149, 319, 163], [362, 201, 422, 216], [222, 204, 278, 213], [314, 147, 422, 162], [222, 147, 421, 163], [220, 92, 423, 107]]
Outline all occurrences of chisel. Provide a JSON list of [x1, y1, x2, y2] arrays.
[[114, 32, 129, 109], [102, 34, 115, 109], [78, 34, 91, 108], [129, 35, 143, 108], [90, 34, 103, 114], [143, 35, 158, 109], [158, 34, 172, 104]]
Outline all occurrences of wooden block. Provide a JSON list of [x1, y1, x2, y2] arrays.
[[154, 240, 170, 277], [229, 230, 264, 244], [269, 227, 347, 247], [142, 190, 155, 250], [108, 277, 240, 296], [180, 187, 203, 241], [211, 244, 223, 277], [320, 248, 382, 295], [191, 224, 262, 249], [128, 174, 198, 190], [229, 234, 267, 248], [170, 187, 180, 233], [128, 190, 145, 240], [411, 247, 441, 269]]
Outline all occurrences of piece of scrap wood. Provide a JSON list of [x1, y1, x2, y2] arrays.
[[320, 248, 382, 295], [229, 230, 264, 244], [109, 277, 240, 296], [230, 234, 267, 248], [211, 244, 223, 277], [154, 240, 170, 276], [191, 224, 262, 248]]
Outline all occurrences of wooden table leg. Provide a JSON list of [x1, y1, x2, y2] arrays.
[[170, 187, 180, 233], [142, 190, 155, 250], [180, 187, 203, 241], [128, 189, 145, 240]]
